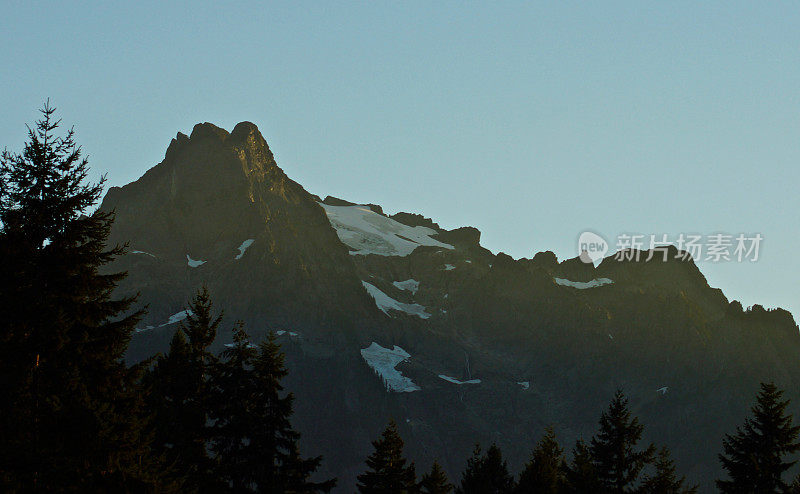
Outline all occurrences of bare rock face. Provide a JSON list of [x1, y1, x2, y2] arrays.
[[101, 122, 379, 345], [103, 122, 800, 493]]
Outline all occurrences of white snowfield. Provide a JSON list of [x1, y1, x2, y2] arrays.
[[360, 342, 421, 393], [131, 250, 156, 257], [224, 342, 257, 349], [275, 330, 299, 337], [517, 381, 530, 390], [362, 281, 431, 319], [553, 277, 613, 289], [186, 254, 206, 267], [235, 239, 255, 260], [159, 310, 193, 327], [319, 202, 453, 256], [135, 309, 194, 333], [438, 375, 481, 385], [392, 279, 420, 294]]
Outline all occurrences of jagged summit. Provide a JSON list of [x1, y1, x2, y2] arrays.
[[189, 121, 229, 141], [107, 121, 280, 206], [101, 121, 379, 337]]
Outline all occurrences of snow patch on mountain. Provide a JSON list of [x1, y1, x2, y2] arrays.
[[158, 310, 193, 327], [319, 203, 453, 256], [657, 386, 669, 395], [360, 342, 420, 393], [186, 255, 206, 267], [392, 279, 420, 294], [362, 281, 431, 319], [554, 277, 613, 289], [276, 330, 299, 337], [438, 375, 481, 385], [224, 342, 257, 349], [443, 264, 455, 271], [517, 381, 530, 390], [235, 239, 255, 260]]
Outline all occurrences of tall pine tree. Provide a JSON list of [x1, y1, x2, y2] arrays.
[[590, 390, 655, 494], [167, 286, 224, 492], [208, 321, 259, 491], [357, 420, 418, 493], [145, 327, 209, 492], [564, 439, 603, 494], [421, 461, 453, 494], [209, 328, 335, 493], [456, 444, 515, 494], [0, 102, 163, 490], [717, 382, 800, 493], [515, 426, 567, 494], [639, 447, 697, 494]]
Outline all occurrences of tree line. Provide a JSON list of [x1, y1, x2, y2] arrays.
[[357, 381, 800, 493], [1, 104, 800, 493]]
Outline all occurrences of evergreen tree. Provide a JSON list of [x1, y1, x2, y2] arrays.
[[208, 321, 259, 491], [209, 329, 335, 493], [639, 447, 696, 494], [169, 286, 224, 491], [421, 461, 453, 494], [456, 444, 515, 494], [516, 426, 567, 494], [182, 286, 222, 365], [0, 102, 163, 490], [281, 442, 336, 494], [716, 382, 800, 493], [564, 439, 603, 494], [590, 390, 655, 493], [145, 328, 209, 492], [357, 420, 418, 493]]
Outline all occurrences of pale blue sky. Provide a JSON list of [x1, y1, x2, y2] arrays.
[[2, 2, 798, 318]]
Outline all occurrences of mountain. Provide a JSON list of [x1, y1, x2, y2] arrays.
[[100, 122, 800, 492]]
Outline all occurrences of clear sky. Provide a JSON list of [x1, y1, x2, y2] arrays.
[[2, 2, 798, 319]]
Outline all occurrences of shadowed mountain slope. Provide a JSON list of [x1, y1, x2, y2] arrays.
[[101, 122, 799, 492]]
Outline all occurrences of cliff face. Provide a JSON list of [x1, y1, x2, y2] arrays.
[[101, 122, 379, 345], [102, 122, 799, 492]]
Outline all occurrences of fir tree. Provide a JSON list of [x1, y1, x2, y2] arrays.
[[281, 441, 336, 494], [0, 102, 163, 490], [209, 329, 335, 493], [589, 390, 655, 493], [456, 444, 515, 494], [515, 426, 567, 494], [421, 461, 453, 494], [182, 286, 222, 365], [716, 382, 800, 493], [639, 447, 697, 494], [564, 439, 603, 494], [145, 328, 209, 492], [357, 420, 418, 493], [171, 286, 224, 492], [208, 321, 259, 491]]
